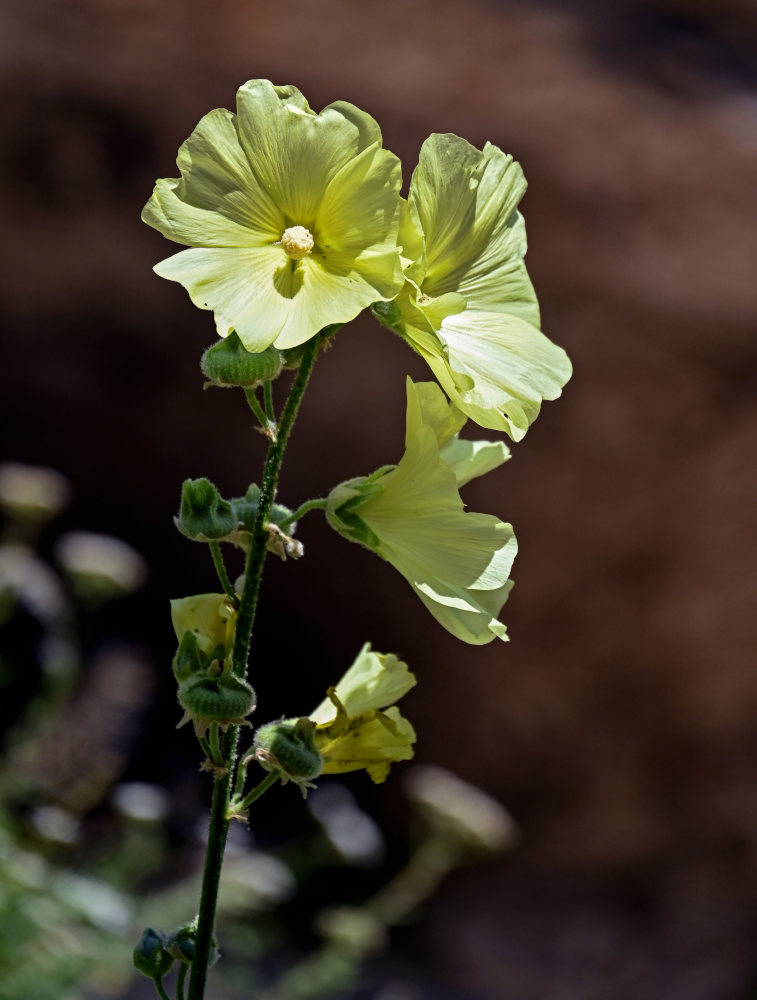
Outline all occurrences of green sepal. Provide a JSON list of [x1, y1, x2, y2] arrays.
[[201, 331, 283, 388], [133, 927, 174, 978], [177, 672, 256, 737], [371, 299, 403, 333], [254, 717, 322, 782], [229, 484, 293, 533], [165, 919, 219, 967], [176, 478, 235, 541], [172, 630, 208, 683]]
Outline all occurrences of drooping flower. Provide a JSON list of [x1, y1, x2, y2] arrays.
[[310, 643, 417, 783], [143, 79, 404, 353], [377, 134, 571, 440], [250, 643, 416, 789], [326, 378, 516, 644]]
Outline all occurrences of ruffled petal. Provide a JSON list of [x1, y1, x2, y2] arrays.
[[310, 643, 416, 724], [142, 108, 283, 247], [422, 309, 572, 440]]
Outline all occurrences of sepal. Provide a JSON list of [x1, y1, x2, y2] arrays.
[[253, 717, 323, 792], [165, 919, 219, 967], [201, 331, 283, 388]]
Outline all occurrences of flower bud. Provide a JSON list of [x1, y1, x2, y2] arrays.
[[201, 331, 283, 388], [254, 718, 322, 785], [133, 927, 174, 978], [177, 673, 256, 738], [165, 920, 218, 966], [176, 478, 235, 541]]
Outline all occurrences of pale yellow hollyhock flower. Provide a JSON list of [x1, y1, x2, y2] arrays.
[[309, 643, 417, 783], [326, 379, 516, 644], [383, 134, 571, 441], [143, 79, 404, 352]]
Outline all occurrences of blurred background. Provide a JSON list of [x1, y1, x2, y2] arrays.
[[1, 0, 757, 997]]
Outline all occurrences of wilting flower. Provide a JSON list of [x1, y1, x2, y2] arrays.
[[310, 643, 417, 783], [326, 378, 516, 644], [143, 79, 404, 353], [380, 134, 571, 440]]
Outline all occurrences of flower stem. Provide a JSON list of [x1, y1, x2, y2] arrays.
[[152, 976, 172, 1000], [278, 497, 328, 530], [232, 335, 321, 679], [176, 963, 188, 1000], [208, 541, 238, 607], [243, 388, 270, 432], [231, 769, 279, 815], [263, 380, 275, 424], [187, 334, 322, 1000], [186, 727, 237, 1000]]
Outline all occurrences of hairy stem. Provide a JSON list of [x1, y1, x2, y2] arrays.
[[232, 335, 321, 678], [187, 334, 322, 1000], [278, 497, 328, 530], [209, 541, 238, 607]]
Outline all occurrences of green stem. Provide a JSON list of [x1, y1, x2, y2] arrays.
[[243, 388, 269, 431], [231, 769, 279, 815], [187, 334, 322, 1000], [152, 976, 172, 1000], [232, 335, 321, 679], [278, 497, 328, 530], [176, 962, 187, 1000], [186, 727, 238, 1000], [209, 541, 238, 607], [209, 723, 222, 766], [263, 380, 275, 424]]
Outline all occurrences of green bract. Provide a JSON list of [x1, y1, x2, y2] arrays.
[[143, 79, 404, 352], [385, 134, 572, 441], [326, 379, 516, 644], [310, 643, 417, 783]]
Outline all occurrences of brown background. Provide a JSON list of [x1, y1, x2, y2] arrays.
[[2, 1, 757, 997]]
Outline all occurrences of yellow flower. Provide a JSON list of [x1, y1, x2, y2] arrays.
[[326, 379, 516, 644], [143, 80, 403, 353], [378, 135, 571, 440], [310, 643, 417, 783]]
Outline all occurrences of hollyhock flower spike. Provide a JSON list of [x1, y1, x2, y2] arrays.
[[379, 134, 572, 440], [326, 378, 516, 644], [143, 80, 404, 353]]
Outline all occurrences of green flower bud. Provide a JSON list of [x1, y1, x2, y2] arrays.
[[254, 718, 322, 786], [177, 673, 256, 738], [176, 478, 235, 541], [133, 927, 174, 978], [230, 484, 293, 533], [201, 331, 283, 388], [165, 920, 219, 966]]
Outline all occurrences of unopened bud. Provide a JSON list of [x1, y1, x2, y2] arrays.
[[201, 331, 283, 388]]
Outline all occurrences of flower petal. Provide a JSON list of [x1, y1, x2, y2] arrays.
[[439, 436, 510, 487], [317, 707, 417, 783], [423, 310, 573, 440], [310, 643, 417, 724], [142, 108, 283, 247], [409, 134, 539, 326], [235, 81, 379, 226]]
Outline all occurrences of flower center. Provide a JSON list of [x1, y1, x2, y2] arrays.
[[281, 226, 314, 260]]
